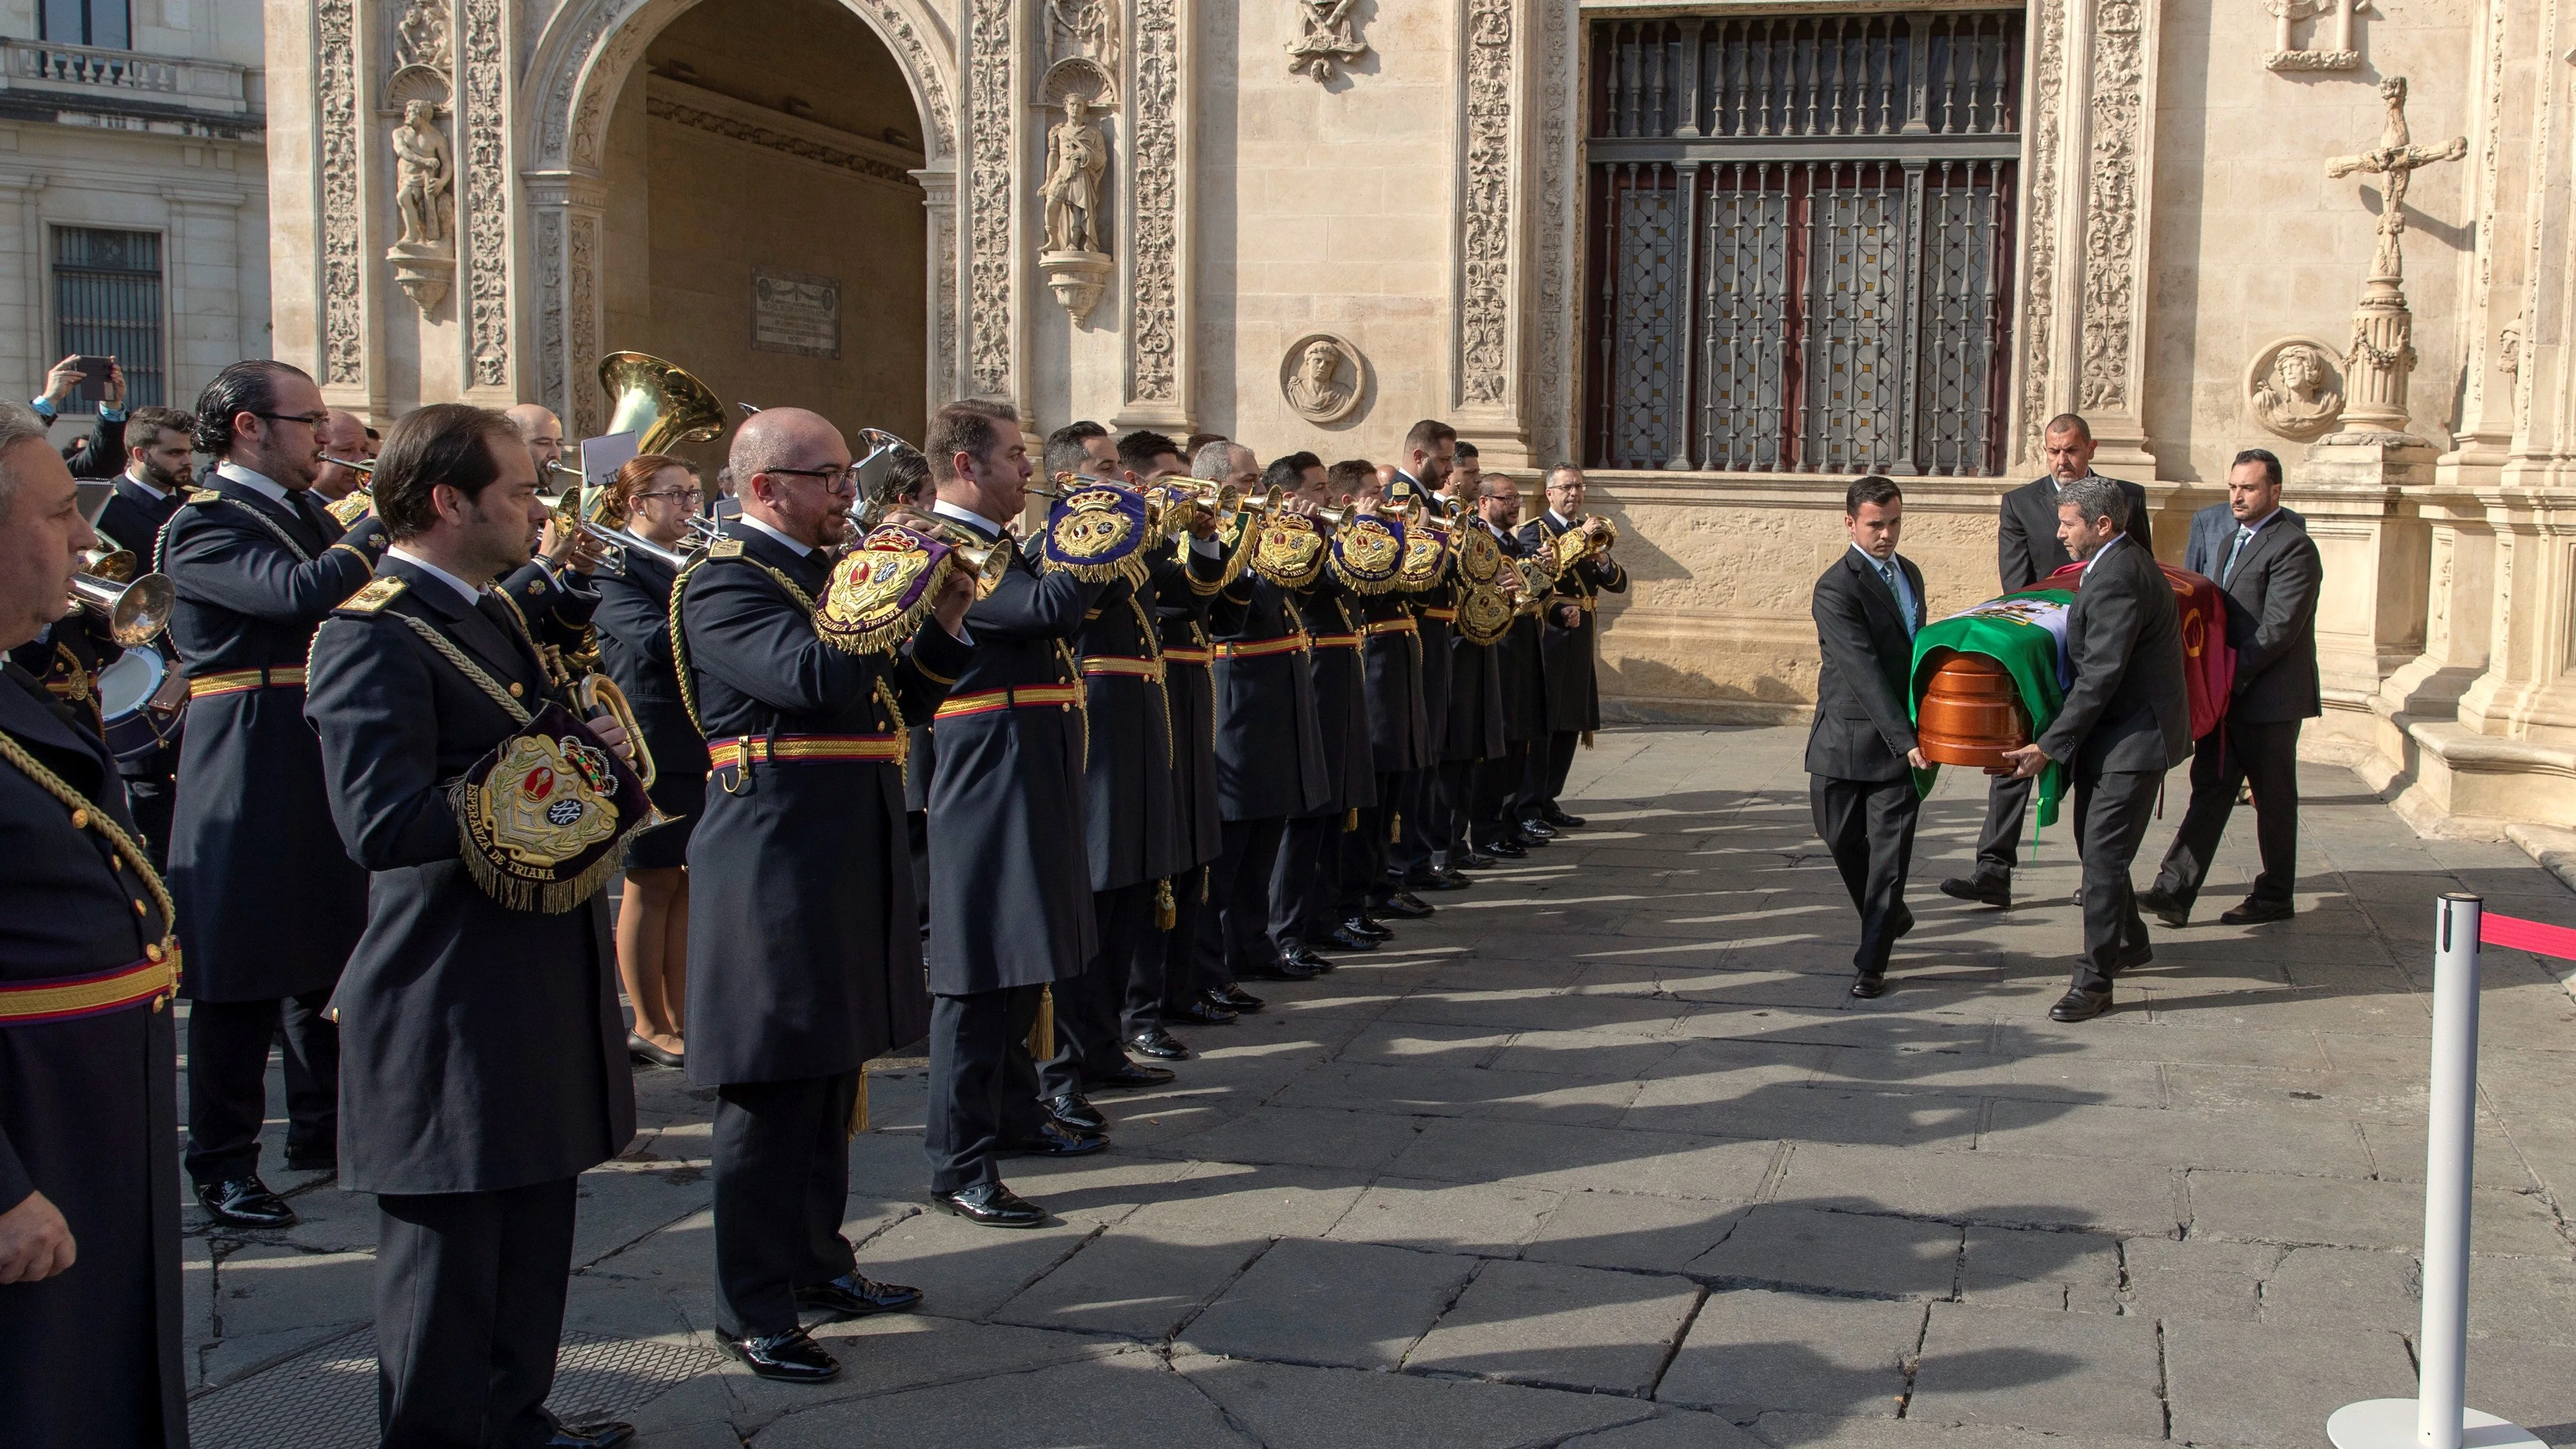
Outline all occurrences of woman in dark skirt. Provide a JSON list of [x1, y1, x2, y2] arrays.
[[590, 454, 711, 1068]]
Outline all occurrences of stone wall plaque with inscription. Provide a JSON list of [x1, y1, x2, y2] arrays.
[[752, 269, 842, 358]]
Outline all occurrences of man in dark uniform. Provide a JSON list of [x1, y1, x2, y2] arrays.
[[1517, 464, 1628, 831], [1473, 475, 1550, 856], [303, 403, 637, 1449], [98, 403, 197, 867], [1285, 461, 1385, 961], [1997, 476, 2192, 1022], [1940, 413, 2153, 909], [922, 400, 1118, 1228], [1807, 477, 1930, 1000], [0, 405, 186, 1449], [1339, 459, 1437, 926], [1381, 420, 1464, 894], [1432, 470, 1507, 874], [677, 408, 975, 1382], [159, 360, 389, 1229]]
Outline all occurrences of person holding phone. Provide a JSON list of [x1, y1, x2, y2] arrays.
[[30, 354, 127, 480]]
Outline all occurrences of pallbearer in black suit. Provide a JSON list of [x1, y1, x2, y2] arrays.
[[2139, 448, 2322, 929], [590, 454, 713, 1070], [160, 360, 389, 1230], [1941, 414, 2154, 910], [0, 409, 186, 1449], [1806, 477, 1931, 1000], [1472, 476, 1550, 856], [303, 404, 638, 1449], [1997, 476, 2192, 1022], [922, 401, 1117, 1228], [674, 409, 974, 1382], [1517, 465, 1628, 831]]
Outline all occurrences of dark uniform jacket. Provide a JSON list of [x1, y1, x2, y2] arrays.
[[2181, 503, 2322, 725], [1044, 548, 1182, 893], [1518, 512, 1630, 733], [1996, 473, 2154, 592], [677, 523, 968, 1083], [1805, 547, 1928, 784], [0, 662, 184, 1449], [1152, 545, 1224, 868], [304, 556, 636, 1195], [1300, 577, 1377, 814], [59, 410, 125, 481], [592, 549, 712, 837], [5, 612, 119, 746], [1490, 523, 1547, 743], [925, 513, 1108, 995], [98, 473, 184, 560], [1208, 570, 1329, 823], [2034, 535, 2193, 775], [1359, 586, 1431, 772], [159, 470, 387, 1002]]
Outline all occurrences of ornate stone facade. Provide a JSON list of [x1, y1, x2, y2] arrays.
[[1126, 0, 1182, 408], [318, 0, 365, 387], [966, 0, 1014, 399], [1457, 0, 1514, 411]]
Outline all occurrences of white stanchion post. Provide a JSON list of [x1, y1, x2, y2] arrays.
[[2327, 894, 2539, 1449]]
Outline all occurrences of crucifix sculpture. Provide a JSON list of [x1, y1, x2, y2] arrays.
[[2318, 76, 2465, 439]]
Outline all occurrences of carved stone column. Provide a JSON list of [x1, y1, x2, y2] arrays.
[[452, 0, 513, 404], [1113, 0, 1190, 433], [522, 171, 606, 437], [314, 0, 384, 416], [1450, 0, 1531, 468], [2291, 441, 2435, 753], [962, 0, 1022, 409], [913, 167, 960, 422]]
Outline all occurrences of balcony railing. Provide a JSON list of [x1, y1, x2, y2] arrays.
[[0, 37, 252, 118]]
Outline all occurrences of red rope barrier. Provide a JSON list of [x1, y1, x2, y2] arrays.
[[2480, 912, 2576, 962]]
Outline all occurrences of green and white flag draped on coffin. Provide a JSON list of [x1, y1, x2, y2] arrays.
[[1907, 588, 2074, 828]]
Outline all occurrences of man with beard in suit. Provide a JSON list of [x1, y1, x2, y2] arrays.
[[1806, 476, 1929, 1000], [1997, 476, 2191, 1022], [2138, 447, 2322, 928], [1942, 414, 2152, 910]]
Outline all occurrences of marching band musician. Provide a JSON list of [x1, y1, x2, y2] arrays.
[[674, 409, 973, 1383], [303, 402, 638, 1449], [1517, 464, 1627, 834], [1473, 474, 1552, 858], [922, 399, 1120, 1230], [0, 405, 186, 1448], [1340, 458, 1436, 927], [159, 360, 390, 1230], [1381, 420, 1465, 894], [590, 452, 713, 1070], [1281, 454, 1385, 963], [99, 403, 199, 864], [311, 410, 374, 506], [1433, 466, 1508, 875]]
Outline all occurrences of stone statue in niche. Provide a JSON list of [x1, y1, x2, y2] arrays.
[[1289, 0, 1369, 82], [395, 0, 450, 72], [1279, 334, 1368, 424], [1045, 0, 1119, 74], [2246, 339, 2346, 442], [392, 99, 452, 247], [1041, 93, 1108, 255], [2263, 0, 2362, 72]]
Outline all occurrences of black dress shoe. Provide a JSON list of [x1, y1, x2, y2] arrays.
[[1457, 851, 1499, 870], [1890, 905, 1916, 939], [1324, 924, 1380, 953], [626, 1033, 684, 1069], [198, 1176, 296, 1229], [541, 1421, 635, 1448], [722, 1327, 839, 1383], [1127, 1028, 1190, 1060], [1045, 1093, 1106, 1133], [1850, 975, 1889, 1000], [1006, 1120, 1108, 1156], [794, 1272, 923, 1318], [1245, 954, 1321, 982], [1938, 876, 2013, 908], [1518, 818, 1558, 840], [2137, 887, 2190, 929], [1345, 916, 1393, 941], [1210, 984, 1265, 1013], [2219, 898, 2295, 926], [282, 1153, 338, 1175], [1094, 1061, 1176, 1090], [1540, 808, 1586, 829], [1511, 828, 1551, 849], [2048, 987, 2115, 1023], [1375, 892, 1435, 918], [932, 1182, 1046, 1228], [1171, 1000, 1239, 1026], [1414, 868, 1472, 891], [1285, 946, 1335, 973], [1476, 838, 1527, 859], [2112, 943, 2155, 973]]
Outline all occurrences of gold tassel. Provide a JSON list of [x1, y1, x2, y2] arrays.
[[1027, 986, 1056, 1059], [1582, 730, 1595, 749], [846, 1068, 870, 1139], [1391, 811, 1402, 843], [1155, 878, 1176, 930], [1345, 807, 1358, 832]]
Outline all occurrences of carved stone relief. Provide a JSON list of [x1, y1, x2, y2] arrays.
[[967, 0, 1014, 396], [1458, 0, 1513, 409], [2264, 0, 2361, 72], [460, 0, 509, 384], [2077, 0, 2145, 415], [1281, 334, 1367, 423], [1128, 0, 1181, 404], [1533, 0, 1573, 464], [2015, 0, 2067, 462], [318, 0, 364, 385], [1038, 93, 1111, 324], [1289, 0, 1367, 82], [386, 98, 456, 312], [2245, 336, 2347, 441], [395, 0, 450, 70], [1043, 0, 1119, 106]]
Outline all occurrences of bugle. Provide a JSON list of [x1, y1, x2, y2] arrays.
[[547, 493, 703, 575], [917, 518, 1014, 597], [72, 569, 174, 646]]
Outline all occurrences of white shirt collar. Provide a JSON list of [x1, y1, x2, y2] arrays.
[[384, 546, 485, 608], [930, 498, 1008, 539], [1849, 542, 1898, 574], [2235, 506, 2280, 536], [1547, 509, 1573, 529], [2083, 531, 2128, 575], [122, 470, 168, 503], [215, 460, 290, 506], [737, 513, 817, 557]]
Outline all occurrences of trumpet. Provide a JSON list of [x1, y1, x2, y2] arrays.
[[78, 546, 137, 581], [548, 493, 703, 575], [916, 517, 1014, 597], [321, 454, 376, 478], [570, 670, 659, 791], [72, 568, 174, 645]]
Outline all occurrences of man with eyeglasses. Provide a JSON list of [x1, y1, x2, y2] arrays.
[[158, 360, 392, 1231]]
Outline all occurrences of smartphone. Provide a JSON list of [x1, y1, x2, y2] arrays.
[[72, 355, 111, 404]]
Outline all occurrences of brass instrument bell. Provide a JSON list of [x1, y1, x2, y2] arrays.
[[77, 546, 135, 581], [72, 569, 174, 645], [598, 351, 728, 457]]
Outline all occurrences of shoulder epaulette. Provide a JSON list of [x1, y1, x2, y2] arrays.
[[336, 575, 408, 615], [706, 538, 744, 558], [187, 491, 222, 506]]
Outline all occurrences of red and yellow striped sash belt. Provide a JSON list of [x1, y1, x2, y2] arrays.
[[188, 665, 306, 699], [1161, 646, 1214, 666], [934, 683, 1084, 720], [1213, 635, 1311, 660], [1363, 617, 1418, 637], [708, 733, 903, 770], [1419, 607, 1459, 622], [0, 954, 180, 1024], [1079, 655, 1166, 683], [1310, 632, 1364, 650]]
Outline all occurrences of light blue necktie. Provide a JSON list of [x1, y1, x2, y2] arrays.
[[2222, 525, 2254, 585], [1877, 559, 1915, 636]]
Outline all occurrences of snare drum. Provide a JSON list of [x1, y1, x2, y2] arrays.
[[99, 649, 187, 763]]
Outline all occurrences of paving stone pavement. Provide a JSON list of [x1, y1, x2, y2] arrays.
[[179, 725, 2576, 1447]]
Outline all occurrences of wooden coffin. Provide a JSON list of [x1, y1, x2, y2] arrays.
[[1915, 649, 2028, 770]]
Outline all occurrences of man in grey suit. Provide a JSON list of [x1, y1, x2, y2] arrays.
[[1942, 414, 2152, 908], [1806, 477, 1931, 1000], [2139, 448, 2322, 927], [1999, 477, 2192, 1022]]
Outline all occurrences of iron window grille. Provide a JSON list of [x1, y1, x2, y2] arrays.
[[54, 225, 164, 407], [1585, 9, 2023, 476]]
